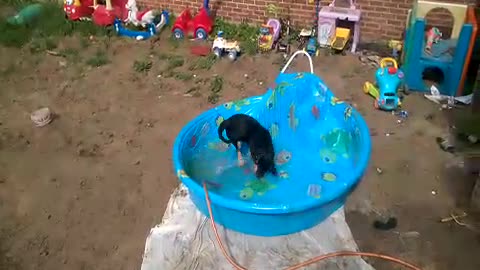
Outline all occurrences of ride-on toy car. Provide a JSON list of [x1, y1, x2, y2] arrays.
[[172, 0, 212, 40], [363, 57, 404, 111], [212, 31, 240, 61]]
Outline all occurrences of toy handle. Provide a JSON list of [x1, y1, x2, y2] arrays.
[[281, 50, 314, 74], [380, 57, 398, 69]]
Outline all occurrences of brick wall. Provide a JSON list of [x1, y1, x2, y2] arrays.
[[139, 0, 476, 39]]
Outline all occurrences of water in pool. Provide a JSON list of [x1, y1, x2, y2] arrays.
[[182, 115, 359, 205]]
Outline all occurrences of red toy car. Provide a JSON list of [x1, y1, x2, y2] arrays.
[[63, 0, 94, 21], [172, 0, 213, 40]]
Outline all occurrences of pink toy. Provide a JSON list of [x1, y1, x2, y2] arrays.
[[425, 27, 442, 54], [318, 0, 361, 53]]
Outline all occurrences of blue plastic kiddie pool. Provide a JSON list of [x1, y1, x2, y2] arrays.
[[173, 51, 371, 236]]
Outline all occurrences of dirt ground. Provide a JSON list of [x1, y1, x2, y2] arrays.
[[1, 30, 479, 270]]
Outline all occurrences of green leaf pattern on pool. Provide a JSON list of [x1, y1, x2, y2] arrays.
[[322, 128, 352, 159], [239, 179, 277, 200], [320, 149, 337, 164], [207, 141, 230, 152]]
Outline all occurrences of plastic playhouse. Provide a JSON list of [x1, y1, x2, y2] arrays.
[[172, 51, 371, 236], [364, 58, 404, 111], [171, 0, 213, 40], [318, 0, 361, 53], [402, 0, 478, 96]]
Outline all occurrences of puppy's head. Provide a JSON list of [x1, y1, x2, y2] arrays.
[[252, 150, 276, 178]]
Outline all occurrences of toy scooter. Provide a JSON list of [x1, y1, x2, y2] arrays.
[[363, 57, 404, 111]]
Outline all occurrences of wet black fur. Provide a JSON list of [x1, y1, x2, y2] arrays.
[[218, 114, 277, 178]]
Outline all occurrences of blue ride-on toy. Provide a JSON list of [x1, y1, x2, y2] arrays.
[[363, 57, 404, 111]]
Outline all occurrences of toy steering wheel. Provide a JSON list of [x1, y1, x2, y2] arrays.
[[380, 57, 398, 75], [380, 57, 398, 69]]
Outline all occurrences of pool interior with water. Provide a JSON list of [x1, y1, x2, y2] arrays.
[[180, 109, 362, 206], [177, 71, 367, 207]]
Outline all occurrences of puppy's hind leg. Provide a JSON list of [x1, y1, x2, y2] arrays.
[[235, 141, 245, 167]]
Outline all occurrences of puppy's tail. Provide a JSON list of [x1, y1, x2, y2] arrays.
[[218, 119, 232, 144]]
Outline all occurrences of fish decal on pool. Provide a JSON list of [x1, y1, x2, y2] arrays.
[[190, 135, 197, 148], [279, 170, 289, 179], [266, 90, 277, 109], [307, 184, 321, 199], [223, 98, 251, 111], [275, 150, 292, 165], [239, 187, 254, 200], [215, 115, 224, 127], [312, 105, 320, 120], [320, 149, 337, 164], [315, 82, 328, 102], [330, 96, 344, 106], [269, 122, 279, 139], [322, 172, 337, 182], [207, 141, 230, 152], [243, 179, 277, 196], [294, 73, 304, 80], [344, 106, 352, 121], [288, 103, 299, 131], [275, 81, 292, 96], [177, 169, 188, 179]]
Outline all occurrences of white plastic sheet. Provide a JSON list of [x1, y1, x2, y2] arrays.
[[141, 185, 375, 270]]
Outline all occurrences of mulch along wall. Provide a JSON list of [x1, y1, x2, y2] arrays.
[[138, 0, 479, 88]]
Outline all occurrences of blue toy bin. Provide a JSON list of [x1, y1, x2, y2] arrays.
[[173, 51, 372, 237]]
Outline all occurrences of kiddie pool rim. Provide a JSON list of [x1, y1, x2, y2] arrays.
[[172, 94, 372, 215]]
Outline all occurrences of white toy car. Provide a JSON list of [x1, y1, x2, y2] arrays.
[[212, 31, 241, 61]]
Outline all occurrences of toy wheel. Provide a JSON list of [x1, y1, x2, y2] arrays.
[[227, 50, 238, 61], [213, 47, 222, 58], [374, 99, 379, 109], [195, 28, 207, 40], [173, 28, 184, 39], [402, 84, 410, 95]]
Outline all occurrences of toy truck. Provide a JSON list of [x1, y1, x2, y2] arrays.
[[212, 31, 241, 61]]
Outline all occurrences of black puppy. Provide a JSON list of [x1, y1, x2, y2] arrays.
[[218, 114, 277, 178]]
